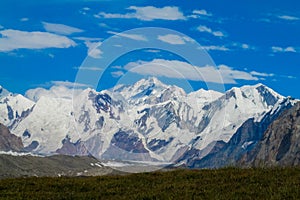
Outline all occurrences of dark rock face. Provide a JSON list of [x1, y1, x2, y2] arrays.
[[101, 130, 154, 161], [256, 85, 278, 106], [185, 99, 294, 168], [147, 137, 173, 152], [111, 130, 148, 153], [0, 123, 24, 152], [240, 102, 300, 167], [56, 135, 89, 156], [23, 141, 39, 152]]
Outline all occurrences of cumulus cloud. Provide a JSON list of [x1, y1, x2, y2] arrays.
[[122, 59, 260, 84], [97, 6, 186, 21], [157, 34, 192, 45], [107, 31, 147, 41], [0, 29, 76, 52], [42, 22, 84, 35], [197, 25, 225, 37], [25, 81, 90, 102], [271, 46, 297, 53]]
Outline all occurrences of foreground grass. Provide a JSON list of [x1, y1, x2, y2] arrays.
[[0, 167, 300, 199]]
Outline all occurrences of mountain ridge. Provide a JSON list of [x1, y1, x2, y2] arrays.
[[0, 79, 298, 168]]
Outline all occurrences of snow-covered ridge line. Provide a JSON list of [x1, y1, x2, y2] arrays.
[[0, 151, 44, 157], [0, 78, 298, 166]]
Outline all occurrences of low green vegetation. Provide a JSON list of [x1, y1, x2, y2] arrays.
[[0, 167, 300, 199]]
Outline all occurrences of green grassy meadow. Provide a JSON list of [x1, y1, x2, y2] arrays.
[[0, 167, 300, 199]]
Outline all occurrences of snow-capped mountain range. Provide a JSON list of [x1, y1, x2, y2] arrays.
[[0, 78, 297, 166]]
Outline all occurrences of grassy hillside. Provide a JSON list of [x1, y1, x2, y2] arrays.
[[0, 167, 300, 199]]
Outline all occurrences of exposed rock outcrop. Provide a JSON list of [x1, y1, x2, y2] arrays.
[[240, 102, 300, 167], [0, 123, 24, 152]]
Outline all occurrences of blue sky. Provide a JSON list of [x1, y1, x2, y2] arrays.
[[0, 0, 299, 97]]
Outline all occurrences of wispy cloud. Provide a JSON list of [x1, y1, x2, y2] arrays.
[[201, 45, 230, 51], [197, 25, 225, 37], [85, 41, 103, 58], [107, 31, 147, 41], [278, 15, 300, 21], [96, 6, 186, 21], [122, 59, 261, 84], [82, 7, 90, 11], [73, 37, 103, 58], [250, 71, 274, 77], [260, 13, 300, 23], [271, 46, 297, 53], [111, 71, 125, 78], [74, 66, 103, 71], [42, 22, 84, 35], [157, 34, 192, 45], [0, 29, 76, 52], [192, 9, 212, 17], [20, 18, 29, 22], [51, 81, 90, 88]]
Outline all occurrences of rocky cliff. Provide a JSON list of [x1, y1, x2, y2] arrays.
[[240, 102, 300, 167], [0, 123, 24, 152]]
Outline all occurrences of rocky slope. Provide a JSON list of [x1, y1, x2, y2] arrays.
[[0, 154, 115, 179], [0, 123, 24, 152], [183, 97, 295, 168], [240, 102, 300, 167]]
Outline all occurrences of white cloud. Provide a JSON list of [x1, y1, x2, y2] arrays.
[[250, 71, 274, 77], [84, 41, 103, 58], [111, 71, 125, 78], [123, 59, 259, 84], [231, 42, 256, 50], [107, 31, 147, 41], [197, 25, 225, 37], [143, 49, 161, 53], [20, 18, 29, 22], [218, 65, 258, 82], [287, 75, 296, 79], [278, 15, 300, 21], [241, 44, 249, 49], [201, 45, 230, 51], [192, 9, 212, 16], [98, 6, 186, 21], [25, 81, 89, 102], [51, 81, 89, 88], [99, 23, 110, 28], [75, 66, 103, 71], [42, 22, 84, 35], [0, 29, 76, 52], [271, 46, 297, 53], [83, 7, 90, 11], [48, 53, 55, 58], [157, 34, 192, 45]]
